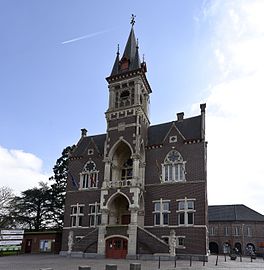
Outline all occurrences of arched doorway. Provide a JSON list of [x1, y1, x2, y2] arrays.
[[108, 193, 131, 225], [106, 237, 128, 259], [246, 243, 255, 255], [223, 242, 231, 254], [209, 242, 219, 254], [235, 242, 242, 254]]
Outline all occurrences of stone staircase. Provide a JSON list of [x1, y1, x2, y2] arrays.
[[73, 228, 98, 253], [137, 226, 169, 254]]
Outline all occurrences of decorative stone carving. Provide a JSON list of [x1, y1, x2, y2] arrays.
[[67, 230, 74, 254], [169, 229, 176, 256]]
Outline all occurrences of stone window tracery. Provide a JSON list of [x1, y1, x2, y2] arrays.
[[162, 150, 186, 182], [80, 160, 99, 189]]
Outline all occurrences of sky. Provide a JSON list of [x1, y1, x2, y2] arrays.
[[0, 0, 263, 214]]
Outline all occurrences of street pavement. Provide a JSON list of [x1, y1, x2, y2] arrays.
[[0, 254, 264, 270]]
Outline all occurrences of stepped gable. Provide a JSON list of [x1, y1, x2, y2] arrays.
[[208, 205, 264, 222], [147, 115, 202, 146]]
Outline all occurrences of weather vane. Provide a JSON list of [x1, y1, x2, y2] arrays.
[[130, 14, 136, 26]]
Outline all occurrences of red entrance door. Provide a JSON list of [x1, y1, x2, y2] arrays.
[[106, 237, 128, 259], [25, 239, 32, 253]]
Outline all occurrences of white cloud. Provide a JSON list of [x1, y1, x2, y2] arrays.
[[200, 0, 264, 214], [0, 145, 49, 195]]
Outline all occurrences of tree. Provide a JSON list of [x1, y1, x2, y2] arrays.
[[9, 182, 52, 230], [49, 145, 75, 229], [0, 186, 14, 227]]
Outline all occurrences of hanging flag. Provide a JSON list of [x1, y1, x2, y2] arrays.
[[69, 172, 79, 189]]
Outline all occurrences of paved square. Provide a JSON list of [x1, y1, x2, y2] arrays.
[[0, 254, 264, 270]]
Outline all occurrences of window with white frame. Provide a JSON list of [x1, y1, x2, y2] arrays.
[[153, 199, 170, 226], [209, 226, 217, 236], [245, 226, 252, 237], [224, 227, 230, 236], [233, 226, 240, 236], [88, 202, 101, 227], [80, 160, 99, 189], [161, 150, 186, 182], [177, 198, 195, 226], [177, 236, 185, 248], [70, 203, 84, 227]]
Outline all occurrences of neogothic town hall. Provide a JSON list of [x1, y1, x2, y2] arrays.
[[61, 20, 208, 259]]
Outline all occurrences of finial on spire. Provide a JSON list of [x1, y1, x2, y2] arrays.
[[117, 44, 120, 55], [136, 38, 139, 48], [130, 14, 136, 26], [143, 54, 145, 62]]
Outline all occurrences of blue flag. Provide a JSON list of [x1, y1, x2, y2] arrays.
[[69, 172, 79, 189]]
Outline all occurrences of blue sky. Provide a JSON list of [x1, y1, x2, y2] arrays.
[[1, 1, 264, 214]]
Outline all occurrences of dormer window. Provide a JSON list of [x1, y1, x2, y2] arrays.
[[80, 160, 99, 189], [120, 58, 129, 71], [161, 150, 186, 182]]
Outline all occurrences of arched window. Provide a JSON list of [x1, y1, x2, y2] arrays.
[[121, 158, 133, 180], [80, 160, 99, 189], [162, 150, 186, 182]]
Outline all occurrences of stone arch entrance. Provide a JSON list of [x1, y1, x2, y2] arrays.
[[107, 193, 131, 225], [209, 242, 219, 254], [105, 236, 128, 259]]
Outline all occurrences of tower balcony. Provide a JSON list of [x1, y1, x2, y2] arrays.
[[105, 178, 143, 189]]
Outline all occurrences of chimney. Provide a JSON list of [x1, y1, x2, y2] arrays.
[[200, 103, 206, 140], [81, 128, 87, 137], [177, 112, 184, 121], [200, 103, 206, 113]]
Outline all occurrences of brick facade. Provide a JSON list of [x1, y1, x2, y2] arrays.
[[208, 205, 264, 256], [61, 24, 208, 259]]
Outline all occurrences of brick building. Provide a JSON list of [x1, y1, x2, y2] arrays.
[[61, 22, 208, 259], [208, 205, 264, 255]]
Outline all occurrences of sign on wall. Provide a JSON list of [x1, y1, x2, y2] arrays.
[[0, 229, 24, 251]]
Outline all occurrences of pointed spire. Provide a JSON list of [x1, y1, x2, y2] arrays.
[[132, 38, 141, 70], [122, 26, 137, 62], [110, 44, 120, 76], [108, 15, 147, 77]]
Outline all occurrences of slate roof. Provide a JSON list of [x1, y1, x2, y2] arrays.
[[71, 114, 202, 157], [71, 134, 106, 157], [147, 115, 202, 145], [208, 205, 264, 222], [110, 26, 141, 76]]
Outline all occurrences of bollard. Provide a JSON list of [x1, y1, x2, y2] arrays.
[[130, 263, 141, 270], [79, 267, 91, 270], [215, 255, 218, 266], [224, 254, 226, 262], [240, 254, 242, 262], [174, 254, 177, 268], [158, 256, 160, 269], [251, 256, 253, 262], [203, 257, 205, 266], [190, 256, 192, 267], [106, 264, 117, 270]]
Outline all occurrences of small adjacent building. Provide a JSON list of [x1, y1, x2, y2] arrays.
[[61, 21, 208, 259], [208, 205, 264, 255], [22, 231, 62, 254]]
